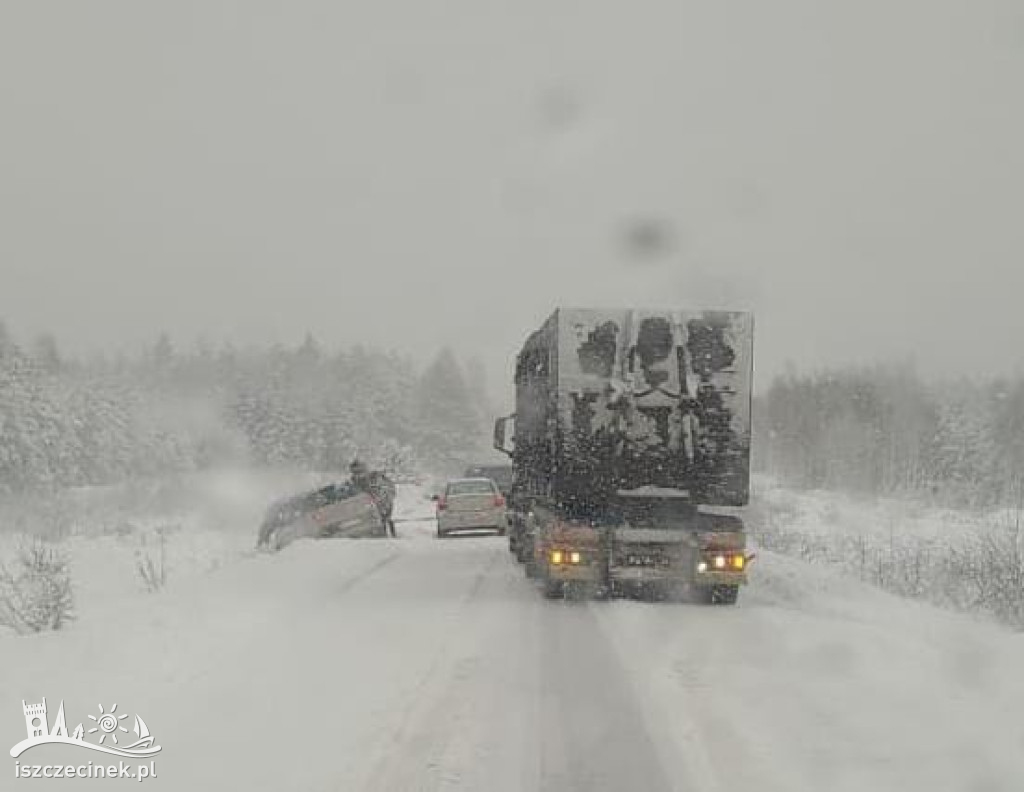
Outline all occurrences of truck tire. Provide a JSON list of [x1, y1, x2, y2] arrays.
[[542, 576, 564, 599], [518, 536, 534, 566], [699, 584, 739, 605], [563, 580, 594, 602]]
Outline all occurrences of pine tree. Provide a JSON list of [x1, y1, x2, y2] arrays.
[[0, 320, 17, 363], [931, 384, 995, 504], [416, 348, 484, 473], [151, 334, 174, 373], [31, 334, 61, 375], [463, 355, 494, 434]]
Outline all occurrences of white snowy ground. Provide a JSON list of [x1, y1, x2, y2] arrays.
[[751, 478, 1024, 628], [2, 478, 1023, 791], [752, 477, 1023, 544]]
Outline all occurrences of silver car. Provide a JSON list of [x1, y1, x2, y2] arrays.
[[435, 477, 507, 538], [258, 483, 386, 550]]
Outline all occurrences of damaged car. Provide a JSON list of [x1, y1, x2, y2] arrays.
[[257, 481, 387, 550]]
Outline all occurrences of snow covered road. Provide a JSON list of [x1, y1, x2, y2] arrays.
[[4, 493, 1024, 791]]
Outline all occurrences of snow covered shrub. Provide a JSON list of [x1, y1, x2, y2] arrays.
[[0, 539, 75, 634], [135, 527, 171, 593], [939, 526, 1024, 629], [751, 489, 1024, 629]]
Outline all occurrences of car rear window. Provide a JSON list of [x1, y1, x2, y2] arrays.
[[448, 480, 496, 496]]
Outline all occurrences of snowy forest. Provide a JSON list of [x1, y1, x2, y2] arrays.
[[0, 320, 494, 494], [755, 362, 1024, 507], [4, 314, 1023, 509]]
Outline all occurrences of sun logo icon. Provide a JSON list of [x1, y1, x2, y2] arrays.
[[87, 703, 129, 745]]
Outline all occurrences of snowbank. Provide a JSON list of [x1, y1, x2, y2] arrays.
[[0, 468, 344, 633]]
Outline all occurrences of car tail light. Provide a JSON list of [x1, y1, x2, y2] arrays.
[[493, 495, 505, 508], [437, 497, 447, 511]]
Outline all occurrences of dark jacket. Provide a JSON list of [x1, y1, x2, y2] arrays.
[[354, 470, 396, 518]]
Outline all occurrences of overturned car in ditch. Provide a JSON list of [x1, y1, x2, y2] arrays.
[[257, 481, 389, 550]]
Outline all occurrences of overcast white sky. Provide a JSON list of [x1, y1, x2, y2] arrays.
[[1, 1, 1022, 402]]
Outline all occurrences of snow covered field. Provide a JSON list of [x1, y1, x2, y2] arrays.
[[751, 479, 1024, 628], [0, 468, 337, 624], [2, 476, 1023, 790]]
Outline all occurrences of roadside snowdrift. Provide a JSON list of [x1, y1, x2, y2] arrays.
[[0, 468, 335, 632]]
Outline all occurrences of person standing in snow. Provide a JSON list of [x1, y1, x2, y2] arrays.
[[350, 459, 397, 537]]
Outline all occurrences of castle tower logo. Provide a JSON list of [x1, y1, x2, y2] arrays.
[[10, 698, 161, 759]]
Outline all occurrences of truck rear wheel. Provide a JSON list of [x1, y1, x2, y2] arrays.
[[542, 577, 564, 599], [518, 538, 533, 567], [563, 580, 596, 601], [699, 584, 739, 605]]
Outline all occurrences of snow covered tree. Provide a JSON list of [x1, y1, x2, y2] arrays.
[[151, 333, 175, 374], [416, 348, 485, 474], [0, 320, 17, 363], [31, 334, 61, 375], [463, 354, 494, 434]]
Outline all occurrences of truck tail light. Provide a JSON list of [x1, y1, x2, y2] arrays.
[[550, 549, 583, 565], [701, 553, 746, 572], [437, 498, 447, 511], [494, 495, 505, 508]]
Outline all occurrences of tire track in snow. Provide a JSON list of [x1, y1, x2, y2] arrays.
[[538, 601, 676, 792], [353, 544, 509, 791], [332, 549, 404, 597]]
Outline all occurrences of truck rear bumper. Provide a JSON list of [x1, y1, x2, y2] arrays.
[[546, 564, 602, 582], [694, 570, 748, 586], [608, 567, 748, 585], [608, 566, 685, 584]]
